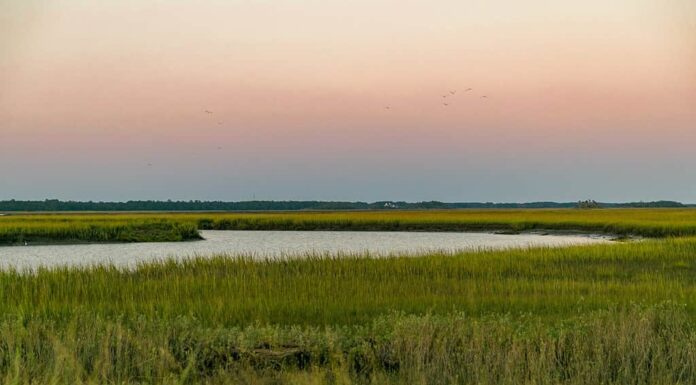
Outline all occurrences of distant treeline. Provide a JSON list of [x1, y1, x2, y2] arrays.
[[0, 199, 689, 212]]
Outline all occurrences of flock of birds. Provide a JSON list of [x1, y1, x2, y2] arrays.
[[205, 110, 224, 126], [147, 89, 489, 167], [147, 109, 223, 166], [384, 87, 487, 111], [203, 110, 224, 150]]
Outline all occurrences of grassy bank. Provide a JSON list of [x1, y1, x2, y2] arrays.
[[4, 239, 696, 325], [2, 238, 696, 382], [0, 217, 201, 245], [3, 208, 696, 245], [190, 208, 696, 237]]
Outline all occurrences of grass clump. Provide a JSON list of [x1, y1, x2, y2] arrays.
[[0, 218, 201, 245]]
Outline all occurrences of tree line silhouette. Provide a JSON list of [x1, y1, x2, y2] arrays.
[[0, 199, 687, 212]]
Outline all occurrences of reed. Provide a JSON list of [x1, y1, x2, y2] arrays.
[[0, 304, 693, 385], [3, 208, 696, 245], [3, 238, 696, 325], [189, 208, 696, 237], [3, 210, 696, 382], [0, 217, 201, 245]]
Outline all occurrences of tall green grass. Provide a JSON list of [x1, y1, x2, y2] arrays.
[[190, 208, 696, 237], [0, 305, 694, 384], [0, 217, 201, 245], [5, 208, 696, 245], [5, 210, 696, 382], [3, 238, 696, 325], [2, 239, 696, 383]]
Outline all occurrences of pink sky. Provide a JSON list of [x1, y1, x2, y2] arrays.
[[1, 0, 695, 201]]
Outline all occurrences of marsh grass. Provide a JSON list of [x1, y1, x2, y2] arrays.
[[1, 242, 696, 383], [189, 208, 696, 237], [3, 238, 696, 325], [4, 208, 696, 246], [0, 217, 201, 245], [4, 210, 696, 383], [0, 304, 694, 384]]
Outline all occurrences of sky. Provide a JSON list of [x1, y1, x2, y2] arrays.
[[1, 0, 695, 202]]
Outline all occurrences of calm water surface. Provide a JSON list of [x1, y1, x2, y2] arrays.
[[0, 230, 611, 269]]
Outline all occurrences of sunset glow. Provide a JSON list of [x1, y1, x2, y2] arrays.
[[2, 0, 695, 201]]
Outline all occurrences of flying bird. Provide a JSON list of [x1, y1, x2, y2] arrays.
[[481, 95, 488, 98], [204, 110, 213, 114], [465, 88, 473, 92], [384, 106, 391, 110], [443, 103, 449, 106], [449, 90, 457, 95]]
